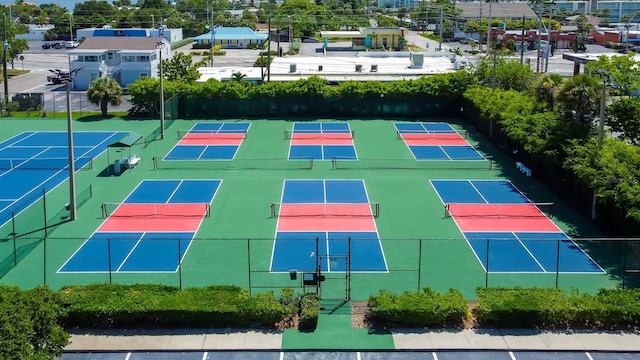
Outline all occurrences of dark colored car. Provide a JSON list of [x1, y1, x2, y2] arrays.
[[47, 69, 70, 85], [41, 43, 51, 49], [53, 42, 64, 49]]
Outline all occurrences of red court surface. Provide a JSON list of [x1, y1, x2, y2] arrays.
[[277, 203, 376, 232], [291, 133, 354, 146], [447, 203, 560, 232], [401, 133, 468, 146], [98, 203, 208, 232], [178, 133, 245, 146]]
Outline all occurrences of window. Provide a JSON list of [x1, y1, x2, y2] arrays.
[[107, 52, 114, 60], [122, 55, 135, 62], [136, 55, 150, 62]]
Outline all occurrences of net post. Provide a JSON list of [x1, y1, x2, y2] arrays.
[[101, 203, 106, 218], [88, 157, 93, 170], [205, 204, 211, 218], [309, 157, 313, 170], [176, 130, 181, 139], [351, 130, 355, 139], [488, 157, 493, 171], [152, 157, 158, 170], [444, 203, 449, 218], [270, 203, 275, 218], [331, 156, 336, 170], [284, 130, 289, 139], [396, 130, 401, 140], [463, 130, 468, 139]]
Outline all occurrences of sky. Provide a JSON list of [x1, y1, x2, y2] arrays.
[[4, 1, 94, 10]]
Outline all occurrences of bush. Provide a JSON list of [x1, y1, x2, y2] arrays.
[[59, 284, 291, 329], [298, 293, 319, 331], [476, 287, 640, 329], [171, 38, 194, 50], [368, 288, 468, 327]]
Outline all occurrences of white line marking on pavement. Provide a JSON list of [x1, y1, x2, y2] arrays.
[[509, 351, 516, 360], [280, 351, 284, 360], [432, 351, 438, 360], [356, 351, 361, 360], [586, 352, 594, 360], [124, 353, 131, 360], [202, 351, 208, 360]]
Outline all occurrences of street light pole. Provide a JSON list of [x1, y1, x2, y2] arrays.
[[69, 13, 73, 41], [156, 41, 165, 140], [2, 13, 8, 106], [66, 81, 76, 220], [592, 71, 608, 220]]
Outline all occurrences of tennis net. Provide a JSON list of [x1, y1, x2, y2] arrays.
[[270, 202, 380, 218], [0, 156, 93, 171], [444, 202, 554, 219], [101, 203, 211, 219], [177, 129, 248, 140], [331, 157, 492, 171], [153, 157, 313, 171], [396, 129, 468, 140], [284, 130, 355, 140]]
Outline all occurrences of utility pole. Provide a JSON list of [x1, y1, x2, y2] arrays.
[[536, 2, 542, 72], [545, 6, 553, 73], [438, 6, 443, 51], [487, 0, 493, 51], [2, 13, 8, 106], [267, 16, 271, 82], [520, 14, 525, 64], [479, 5, 483, 52]]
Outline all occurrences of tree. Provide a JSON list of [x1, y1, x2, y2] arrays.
[[87, 77, 123, 117], [555, 74, 601, 124], [606, 97, 640, 145], [0, 286, 69, 360], [231, 71, 247, 82], [531, 73, 564, 109], [585, 54, 640, 96], [162, 52, 206, 83]]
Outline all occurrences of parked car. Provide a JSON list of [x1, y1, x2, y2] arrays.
[[458, 38, 478, 45], [41, 43, 52, 49], [65, 41, 79, 49], [53, 42, 64, 49], [46, 69, 70, 85]]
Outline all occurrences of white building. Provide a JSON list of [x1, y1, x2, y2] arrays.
[[75, 26, 182, 44], [15, 24, 55, 41], [68, 37, 171, 90]]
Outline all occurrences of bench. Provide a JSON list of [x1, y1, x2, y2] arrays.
[[515, 161, 532, 176], [122, 154, 140, 169]]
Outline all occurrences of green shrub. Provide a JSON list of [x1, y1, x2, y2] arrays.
[[298, 293, 319, 331], [59, 284, 291, 329], [171, 38, 194, 50], [476, 287, 640, 328], [368, 288, 468, 327]]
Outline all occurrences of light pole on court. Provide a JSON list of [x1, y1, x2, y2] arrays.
[[156, 41, 165, 139]]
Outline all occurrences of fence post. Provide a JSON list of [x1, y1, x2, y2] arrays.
[[555, 238, 561, 288], [247, 239, 252, 296], [107, 238, 112, 284], [177, 237, 182, 289], [622, 240, 629, 290], [42, 188, 48, 237], [417, 238, 422, 291], [43, 237, 47, 285], [485, 238, 490, 288], [11, 211, 16, 266]]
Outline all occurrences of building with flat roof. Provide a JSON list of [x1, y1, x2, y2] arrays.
[[193, 27, 267, 49]]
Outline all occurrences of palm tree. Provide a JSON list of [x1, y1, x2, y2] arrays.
[[531, 73, 564, 109], [231, 71, 246, 82], [555, 74, 601, 123], [87, 77, 123, 117]]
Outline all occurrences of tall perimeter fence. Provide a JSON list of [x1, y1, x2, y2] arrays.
[[1, 92, 133, 117], [1, 235, 639, 295]]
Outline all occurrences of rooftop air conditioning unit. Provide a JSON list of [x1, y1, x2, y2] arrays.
[[355, 64, 363, 72], [290, 63, 297, 73], [371, 64, 378, 72]]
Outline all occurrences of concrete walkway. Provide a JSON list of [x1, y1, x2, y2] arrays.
[[65, 328, 640, 352]]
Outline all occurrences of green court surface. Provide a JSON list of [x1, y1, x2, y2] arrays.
[[0, 118, 621, 302]]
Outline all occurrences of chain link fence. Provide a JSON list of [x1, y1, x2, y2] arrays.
[[0, 91, 132, 117]]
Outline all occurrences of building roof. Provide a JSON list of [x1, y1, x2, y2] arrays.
[[197, 54, 460, 82], [456, 2, 538, 19], [75, 37, 165, 51], [193, 27, 267, 41]]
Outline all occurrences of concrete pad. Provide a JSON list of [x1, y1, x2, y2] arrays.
[[203, 332, 251, 350], [242, 331, 283, 350], [391, 329, 434, 349], [609, 331, 640, 351], [538, 331, 585, 350], [124, 335, 173, 350], [499, 329, 547, 350], [66, 334, 136, 351], [463, 329, 509, 349], [573, 330, 627, 351], [166, 334, 206, 350], [427, 330, 473, 349]]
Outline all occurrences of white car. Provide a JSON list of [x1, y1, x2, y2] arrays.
[[65, 41, 79, 49]]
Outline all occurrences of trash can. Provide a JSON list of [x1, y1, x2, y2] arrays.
[[113, 159, 121, 175]]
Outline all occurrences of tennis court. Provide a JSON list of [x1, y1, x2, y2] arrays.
[[0, 130, 126, 227], [0, 119, 617, 301], [431, 180, 604, 273], [288, 122, 357, 160], [59, 179, 220, 273], [395, 122, 484, 160]]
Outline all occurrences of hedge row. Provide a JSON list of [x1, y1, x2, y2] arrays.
[[368, 288, 469, 327], [477, 287, 640, 329], [59, 284, 291, 328], [299, 293, 320, 331]]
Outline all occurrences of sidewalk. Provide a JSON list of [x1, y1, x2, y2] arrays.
[[65, 328, 640, 352]]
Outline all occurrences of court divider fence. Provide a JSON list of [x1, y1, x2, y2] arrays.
[[3, 236, 639, 293], [0, 184, 93, 281]]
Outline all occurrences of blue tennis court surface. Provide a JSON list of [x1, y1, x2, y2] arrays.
[[288, 122, 357, 160], [431, 179, 604, 273], [59, 179, 221, 273], [395, 122, 484, 160], [0, 131, 126, 227], [271, 179, 387, 272], [165, 122, 250, 160]]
